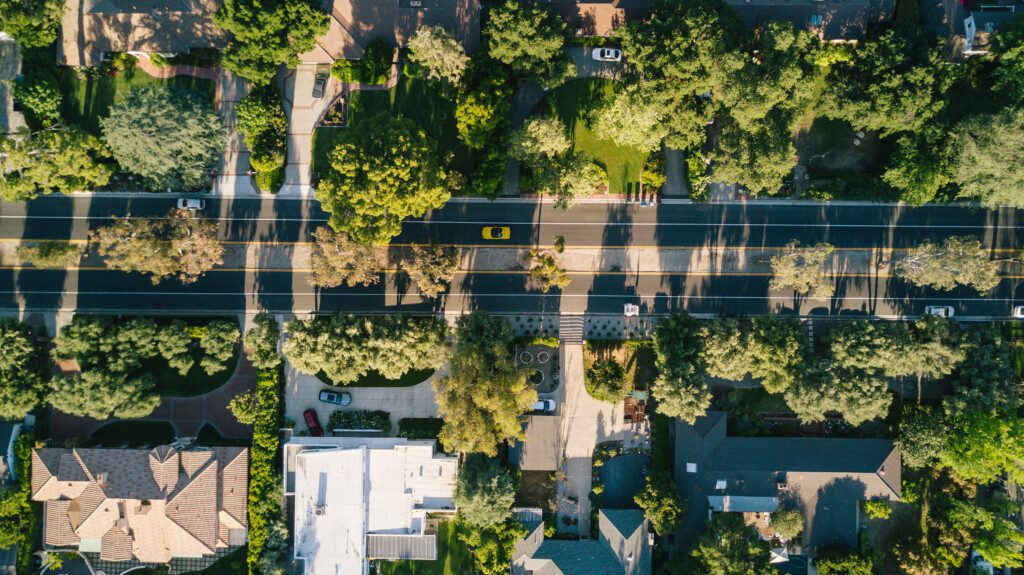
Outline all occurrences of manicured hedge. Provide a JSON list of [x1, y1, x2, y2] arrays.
[[247, 367, 282, 573], [327, 410, 391, 434]]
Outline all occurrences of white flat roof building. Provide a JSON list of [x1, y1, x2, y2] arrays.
[[285, 437, 458, 575]]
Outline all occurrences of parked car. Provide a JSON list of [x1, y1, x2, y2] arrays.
[[482, 226, 511, 240], [303, 409, 324, 437], [319, 389, 351, 406], [177, 198, 205, 210], [312, 72, 328, 100], [1013, 305, 1024, 319], [925, 305, 955, 318], [592, 48, 622, 62], [533, 399, 557, 412]]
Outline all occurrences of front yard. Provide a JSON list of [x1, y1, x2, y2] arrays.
[[543, 79, 648, 195], [59, 68, 216, 135], [583, 340, 657, 393], [377, 520, 472, 575]]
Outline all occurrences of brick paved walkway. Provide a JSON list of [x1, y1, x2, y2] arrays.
[[50, 353, 257, 443]]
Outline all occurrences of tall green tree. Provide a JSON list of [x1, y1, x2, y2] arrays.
[[992, 15, 1024, 100], [946, 324, 1016, 414], [456, 75, 513, 149], [941, 409, 1024, 484], [236, 86, 287, 185], [433, 312, 536, 455], [199, 320, 240, 375], [215, 0, 329, 85], [748, 315, 805, 393], [244, 313, 281, 370], [948, 499, 1024, 569], [0, 318, 43, 420], [402, 244, 458, 298], [283, 315, 448, 385], [699, 319, 749, 381], [592, 86, 670, 152], [407, 25, 469, 85], [458, 519, 527, 575], [881, 129, 952, 205], [784, 364, 892, 425], [12, 70, 62, 128], [768, 241, 835, 297], [897, 405, 947, 469], [634, 471, 685, 535], [652, 313, 711, 422], [893, 236, 1000, 292], [454, 455, 517, 529], [0, 0, 62, 47], [485, 0, 574, 88], [307, 226, 383, 288], [815, 547, 874, 575], [819, 29, 949, 136], [712, 115, 797, 194], [951, 107, 1024, 208], [101, 86, 225, 190], [615, 0, 744, 149], [50, 371, 160, 419], [689, 513, 774, 575], [316, 112, 452, 244], [0, 127, 113, 201]]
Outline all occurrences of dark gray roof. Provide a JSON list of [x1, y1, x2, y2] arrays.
[[724, 0, 895, 40], [366, 534, 436, 561], [532, 540, 624, 575], [601, 509, 645, 539], [674, 413, 901, 550]]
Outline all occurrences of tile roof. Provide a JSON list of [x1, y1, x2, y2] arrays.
[[674, 413, 901, 549], [32, 446, 248, 563]]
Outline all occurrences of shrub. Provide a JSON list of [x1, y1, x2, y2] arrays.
[[247, 368, 282, 572], [330, 59, 360, 83], [243, 313, 281, 370], [150, 53, 169, 68], [361, 39, 393, 84], [585, 358, 631, 403], [327, 410, 392, 434], [111, 52, 137, 71], [16, 241, 82, 269], [236, 86, 287, 192], [13, 70, 62, 127], [863, 499, 892, 520]]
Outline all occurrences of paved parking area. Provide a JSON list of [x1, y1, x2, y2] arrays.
[[283, 363, 442, 435]]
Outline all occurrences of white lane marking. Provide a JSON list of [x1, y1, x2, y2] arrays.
[[0, 291, 1016, 302]]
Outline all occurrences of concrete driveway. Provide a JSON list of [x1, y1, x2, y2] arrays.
[[569, 45, 626, 80], [278, 64, 343, 197], [283, 362, 442, 436]]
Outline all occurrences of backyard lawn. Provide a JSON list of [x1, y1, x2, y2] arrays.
[[59, 68, 216, 135], [313, 73, 470, 182], [543, 79, 648, 195], [378, 520, 472, 575]]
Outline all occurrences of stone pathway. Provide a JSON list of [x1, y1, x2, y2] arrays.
[[49, 353, 257, 443]]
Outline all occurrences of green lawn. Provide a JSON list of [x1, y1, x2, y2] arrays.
[[544, 78, 648, 195], [59, 68, 216, 135], [317, 367, 435, 388], [141, 316, 241, 397], [379, 520, 472, 575], [90, 421, 176, 446], [313, 74, 470, 182]]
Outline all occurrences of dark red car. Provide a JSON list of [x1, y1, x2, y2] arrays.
[[303, 409, 324, 437]]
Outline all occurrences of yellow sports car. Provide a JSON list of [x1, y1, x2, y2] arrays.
[[482, 226, 511, 240]]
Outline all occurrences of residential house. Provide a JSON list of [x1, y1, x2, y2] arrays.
[[299, 0, 480, 64], [284, 436, 459, 575], [58, 0, 229, 67], [31, 445, 249, 564], [543, 0, 651, 37], [512, 507, 652, 575], [674, 412, 901, 551], [724, 0, 896, 41]]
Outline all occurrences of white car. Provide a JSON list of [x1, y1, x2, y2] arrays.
[[925, 305, 955, 318], [177, 198, 205, 211], [592, 48, 622, 62], [1014, 305, 1024, 319], [533, 399, 557, 413]]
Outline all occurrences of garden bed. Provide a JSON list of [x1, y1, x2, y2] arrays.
[[327, 410, 392, 434], [398, 418, 444, 440]]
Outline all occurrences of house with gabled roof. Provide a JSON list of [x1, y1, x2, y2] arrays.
[[674, 412, 901, 551], [31, 445, 248, 564], [298, 0, 480, 64], [512, 507, 652, 575]]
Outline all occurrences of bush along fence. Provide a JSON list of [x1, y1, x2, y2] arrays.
[[247, 366, 282, 573]]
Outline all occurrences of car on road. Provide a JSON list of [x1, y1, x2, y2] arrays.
[[925, 305, 955, 318], [482, 226, 511, 240], [177, 198, 205, 211], [1014, 305, 1024, 319], [533, 399, 557, 413], [319, 389, 351, 406], [303, 409, 324, 437], [592, 48, 622, 62], [312, 73, 328, 100]]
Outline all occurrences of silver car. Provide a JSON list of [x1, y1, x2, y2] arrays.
[[319, 389, 352, 406], [177, 198, 205, 210], [924, 305, 954, 318], [592, 48, 622, 62]]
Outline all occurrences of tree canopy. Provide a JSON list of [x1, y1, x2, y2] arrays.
[[941, 409, 1024, 484], [585, 358, 631, 403], [698, 319, 749, 381], [486, 0, 574, 87], [101, 86, 225, 191], [316, 112, 452, 244], [893, 236, 1000, 292], [815, 547, 874, 575], [652, 313, 711, 423], [407, 25, 469, 85], [433, 312, 536, 455], [454, 455, 517, 529], [0, 0, 62, 48], [50, 371, 161, 420], [897, 405, 948, 469], [0, 127, 113, 201], [711, 114, 797, 194], [593, 86, 669, 152], [689, 513, 773, 575], [0, 318, 43, 420], [946, 324, 1016, 415], [283, 315, 448, 385], [783, 363, 893, 425], [768, 241, 835, 298], [244, 313, 281, 370], [307, 226, 383, 288], [215, 0, 329, 84], [748, 316, 805, 394], [634, 471, 685, 535], [951, 107, 1024, 208], [402, 244, 458, 298]]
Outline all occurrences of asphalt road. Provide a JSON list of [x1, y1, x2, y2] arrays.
[[1, 197, 1022, 318]]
